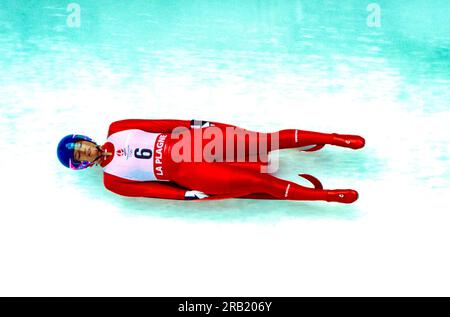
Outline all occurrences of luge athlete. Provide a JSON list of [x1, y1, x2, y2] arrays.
[[57, 119, 365, 203]]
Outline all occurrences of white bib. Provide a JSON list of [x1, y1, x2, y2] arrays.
[[103, 129, 160, 181]]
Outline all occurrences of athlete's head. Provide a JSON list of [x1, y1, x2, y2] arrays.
[[57, 134, 102, 170]]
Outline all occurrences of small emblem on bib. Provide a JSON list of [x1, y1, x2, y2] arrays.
[[116, 145, 134, 160]]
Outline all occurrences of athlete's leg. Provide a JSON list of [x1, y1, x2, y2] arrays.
[[171, 162, 358, 203], [168, 126, 365, 163], [270, 129, 365, 151], [199, 127, 365, 162], [208, 127, 365, 158]]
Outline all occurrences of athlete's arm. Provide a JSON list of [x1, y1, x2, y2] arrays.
[[103, 173, 208, 200], [108, 119, 237, 136]]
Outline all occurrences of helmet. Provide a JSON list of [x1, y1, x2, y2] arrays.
[[57, 134, 97, 170]]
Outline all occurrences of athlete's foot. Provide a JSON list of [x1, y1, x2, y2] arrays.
[[327, 189, 358, 203], [331, 134, 365, 150]]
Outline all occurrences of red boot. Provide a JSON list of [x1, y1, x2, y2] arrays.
[[331, 134, 365, 150]]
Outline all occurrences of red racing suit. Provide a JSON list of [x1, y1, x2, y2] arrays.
[[101, 119, 364, 203]]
